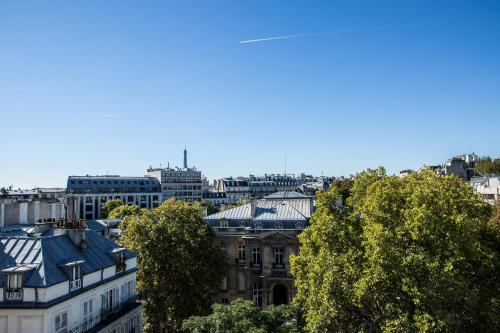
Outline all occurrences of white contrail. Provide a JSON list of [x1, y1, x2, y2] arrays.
[[238, 31, 339, 44]]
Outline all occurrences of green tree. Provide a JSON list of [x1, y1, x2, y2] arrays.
[[291, 168, 500, 332], [182, 298, 301, 333], [108, 204, 142, 219], [475, 156, 500, 176], [121, 199, 226, 332], [198, 200, 220, 215], [100, 199, 124, 218], [331, 178, 354, 203]]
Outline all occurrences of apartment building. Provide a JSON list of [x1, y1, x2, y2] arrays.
[[0, 220, 141, 333], [67, 176, 161, 220]]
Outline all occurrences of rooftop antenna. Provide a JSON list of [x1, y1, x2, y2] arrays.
[[183, 146, 188, 169]]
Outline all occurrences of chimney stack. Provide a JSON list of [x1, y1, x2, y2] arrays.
[[250, 202, 256, 218]]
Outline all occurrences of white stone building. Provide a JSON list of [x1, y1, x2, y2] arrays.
[[470, 177, 500, 204], [0, 221, 141, 333]]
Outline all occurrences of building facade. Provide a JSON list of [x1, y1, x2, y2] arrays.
[[204, 191, 313, 308], [0, 188, 66, 227], [470, 176, 500, 204], [147, 149, 203, 202], [0, 220, 141, 333], [214, 175, 308, 203], [67, 176, 161, 220]]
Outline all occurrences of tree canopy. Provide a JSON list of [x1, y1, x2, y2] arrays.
[[198, 200, 220, 215], [120, 199, 226, 332], [108, 204, 143, 219], [475, 156, 500, 176], [100, 198, 124, 218], [182, 298, 301, 333], [291, 168, 500, 332]]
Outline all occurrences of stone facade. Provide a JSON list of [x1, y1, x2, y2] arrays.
[[204, 191, 312, 308]]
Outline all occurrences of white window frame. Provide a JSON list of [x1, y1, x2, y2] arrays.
[[70, 265, 82, 291], [54, 311, 68, 333], [252, 248, 261, 265], [6, 274, 22, 289], [274, 247, 284, 266]]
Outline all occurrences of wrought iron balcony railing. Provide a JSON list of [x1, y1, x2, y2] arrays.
[[69, 296, 139, 333]]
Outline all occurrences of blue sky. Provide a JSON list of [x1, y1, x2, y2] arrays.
[[1, 1, 499, 188]]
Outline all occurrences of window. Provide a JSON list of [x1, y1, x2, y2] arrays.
[[252, 248, 261, 267], [70, 265, 82, 291], [221, 297, 229, 304], [115, 251, 126, 273], [54, 311, 68, 333], [5, 273, 23, 301], [219, 219, 228, 230], [221, 276, 228, 290], [238, 244, 245, 261], [83, 299, 94, 329], [6, 273, 22, 289], [121, 280, 135, 303], [274, 248, 284, 268], [102, 288, 119, 314], [253, 282, 262, 307]]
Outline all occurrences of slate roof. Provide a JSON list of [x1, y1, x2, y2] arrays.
[[0, 227, 135, 288], [204, 192, 312, 230], [263, 191, 308, 199]]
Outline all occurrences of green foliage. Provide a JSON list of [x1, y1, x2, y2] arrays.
[[291, 168, 500, 332], [120, 199, 226, 333], [108, 204, 142, 219], [475, 156, 500, 176], [100, 199, 124, 218], [182, 298, 301, 333], [198, 200, 220, 215], [331, 178, 354, 202]]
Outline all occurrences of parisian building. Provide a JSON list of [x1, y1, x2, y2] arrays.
[[0, 219, 141, 333], [147, 148, 203, 202], [0, 188, 66, 227], [66, 176, 162, 220], [204, 191, 313, 307]]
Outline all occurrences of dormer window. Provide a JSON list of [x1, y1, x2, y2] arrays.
[[219, 219, 228, 231], [70, 265, 82, 291], [5, 273, 23, 301], [111, 248, 126, 273]]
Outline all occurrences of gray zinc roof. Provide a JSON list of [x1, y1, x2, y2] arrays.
[[0, 229, 135, 288], [263, 191, 308, 199]]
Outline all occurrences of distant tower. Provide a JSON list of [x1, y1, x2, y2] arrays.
[[183, 147, 188, 169]]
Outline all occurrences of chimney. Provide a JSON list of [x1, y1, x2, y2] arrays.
[[56, 219, 87, 249], [34, 220, 56, 234], [220, 204, 226, 212], [250, 202, 256, 218]]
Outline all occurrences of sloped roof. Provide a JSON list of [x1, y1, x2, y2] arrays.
[[253, 202, 307, 221], [0, 228, 135, 288], [263, 191, 308, 199]]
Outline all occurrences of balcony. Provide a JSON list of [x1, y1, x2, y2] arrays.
[[5, 288, 23, 301], [70, 279, 82, 291], [69, 297, 140, 333]]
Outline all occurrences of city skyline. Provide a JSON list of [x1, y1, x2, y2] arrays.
[[2, 1, 500, 188]]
